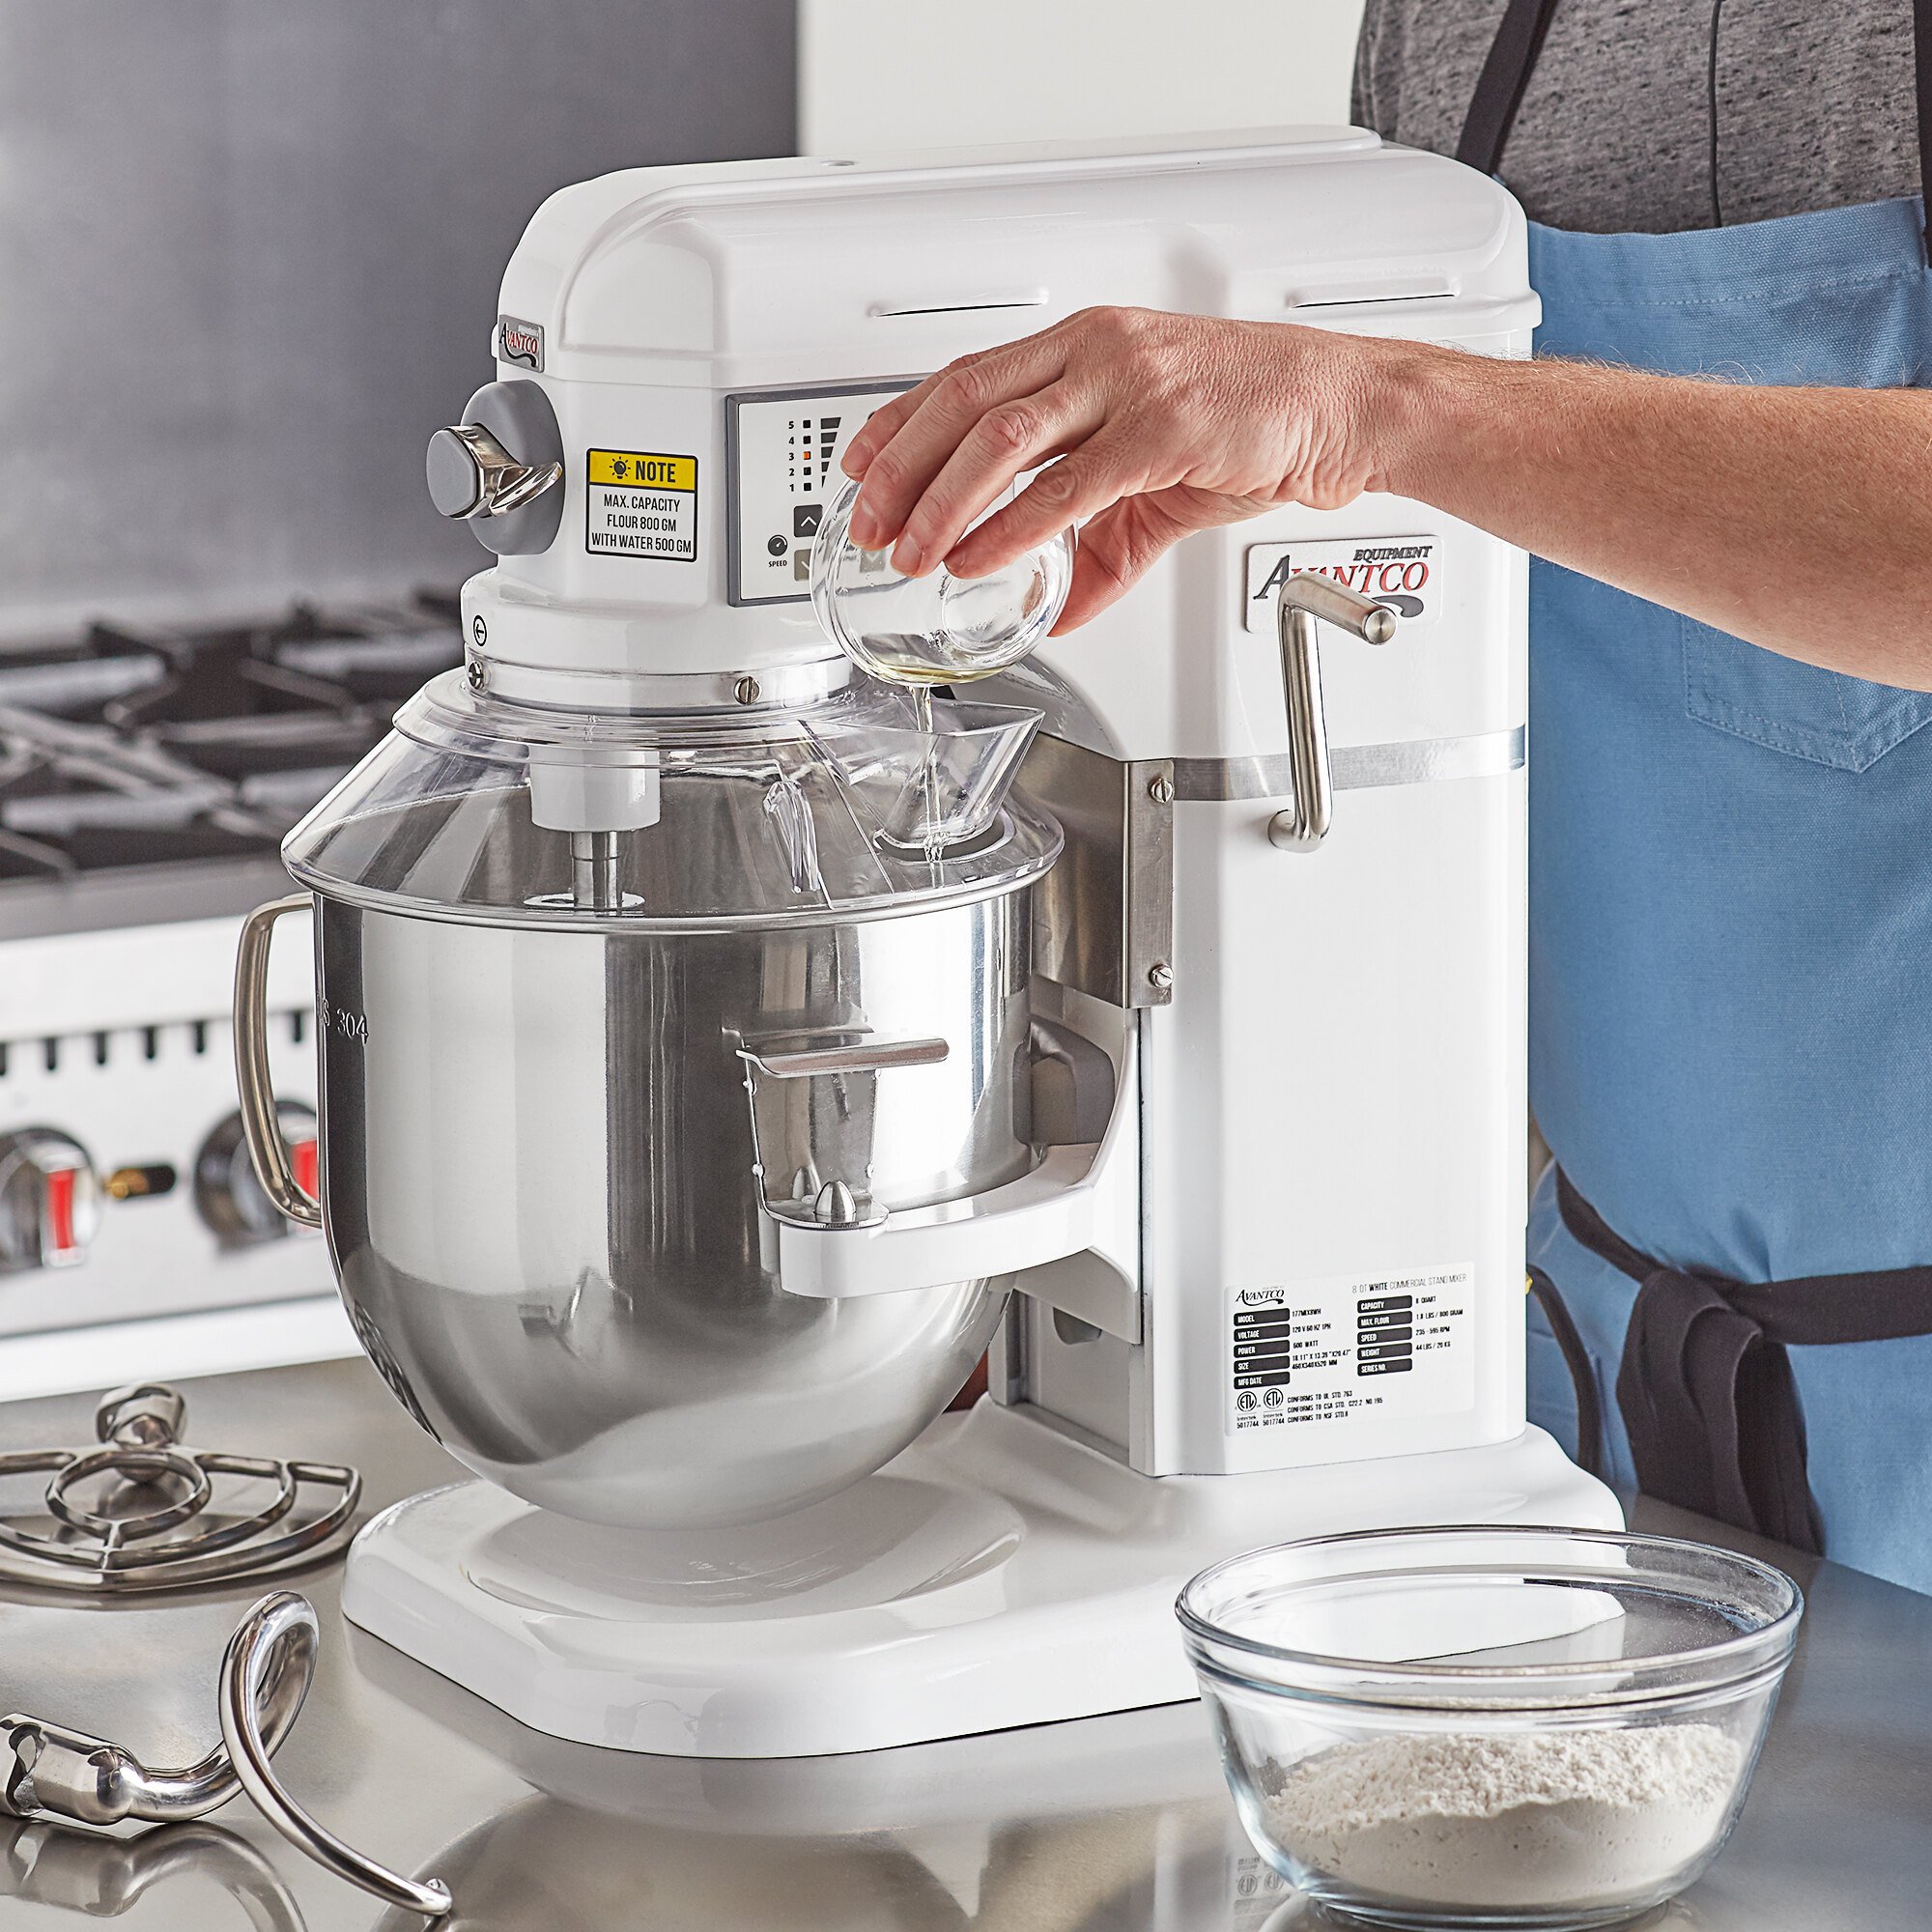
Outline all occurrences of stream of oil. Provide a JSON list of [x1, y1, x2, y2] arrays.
[[857, 652, 954, 863]]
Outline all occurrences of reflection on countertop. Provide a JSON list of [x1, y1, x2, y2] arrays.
[[0, 1357, 1928, 1930], [3, 1820, 305, 1929]]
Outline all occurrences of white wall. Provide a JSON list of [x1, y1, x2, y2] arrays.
[[799, 0, 1366, 154]]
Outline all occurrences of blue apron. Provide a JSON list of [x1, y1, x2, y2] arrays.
[[1459, 0, 1932, 1589]]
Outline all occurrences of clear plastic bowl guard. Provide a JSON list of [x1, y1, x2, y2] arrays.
[[283, 670, 1058, 928]]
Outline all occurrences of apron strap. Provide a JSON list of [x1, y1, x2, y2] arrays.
[[1526, 1264, 1605, 1476], [1612, 1254, 1822, 1550], [1916, 0, 1932, 223], [1555, 1170, 1932, 1554], [1461, 0, 1932, 237], [1455, 0, 1561, 177]]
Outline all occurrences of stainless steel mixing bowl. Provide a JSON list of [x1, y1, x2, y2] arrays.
[[237, 875, 1040, 1529]]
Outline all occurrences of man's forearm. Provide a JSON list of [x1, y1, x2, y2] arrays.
[[1362, 340, 1932, 690]]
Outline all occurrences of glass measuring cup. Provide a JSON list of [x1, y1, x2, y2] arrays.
[[809, 474, 1074, 686]]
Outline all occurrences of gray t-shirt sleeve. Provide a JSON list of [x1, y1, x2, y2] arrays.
[[1350, 0, 1919, 235]]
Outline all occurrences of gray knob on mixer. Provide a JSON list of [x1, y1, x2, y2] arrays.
[[426, 423, 561, 520], [424, 378, 567, 556]]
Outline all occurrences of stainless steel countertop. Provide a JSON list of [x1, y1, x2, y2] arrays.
[[1, 1357, 1927, 1931]]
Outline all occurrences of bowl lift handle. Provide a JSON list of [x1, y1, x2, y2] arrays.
[[1266, 570, 1396, 851], [234, 895, 324, 1231]]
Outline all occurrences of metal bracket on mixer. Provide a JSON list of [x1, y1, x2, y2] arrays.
[[736, 1034, 952, 1233], [767, 1024, 1140, 1336], [771, 1132, 1136, 1316], [1022, 735, 1175, 1009], [1007, 1016, 1142, 1344]]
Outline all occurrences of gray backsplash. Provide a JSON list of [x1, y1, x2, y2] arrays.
[[0, 0, 796, 637]]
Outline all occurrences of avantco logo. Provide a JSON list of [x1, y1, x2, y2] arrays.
[[1242, 535, 1440, 634], [1236, 1288, 1285, 1307], [496, 315, 544, 372]]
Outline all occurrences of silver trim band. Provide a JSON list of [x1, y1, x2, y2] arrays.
[[1172, 724, 1523, 804], [478, 653, 854, 714]]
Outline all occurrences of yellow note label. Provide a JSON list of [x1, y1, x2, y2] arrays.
[[585, 449, 698, 559]]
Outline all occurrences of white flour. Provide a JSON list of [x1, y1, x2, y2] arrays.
[[1264, 1725, 1744, 1912]]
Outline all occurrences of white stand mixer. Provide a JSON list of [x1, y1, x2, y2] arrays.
[[239, 128, 1618, 1757]]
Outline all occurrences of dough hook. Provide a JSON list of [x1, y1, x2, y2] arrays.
[[0, 1589, 450, 1917]]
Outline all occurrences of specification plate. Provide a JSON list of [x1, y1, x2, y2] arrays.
[[585, 449, 697, 561], [1227, 1264, 1474, 1433]]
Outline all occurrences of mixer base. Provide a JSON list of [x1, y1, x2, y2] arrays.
[[342, 1402, 1619, 1758]]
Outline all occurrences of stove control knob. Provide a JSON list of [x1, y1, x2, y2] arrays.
[[0, 1129, 100, 1272], [194, 1105, 318, 1244]]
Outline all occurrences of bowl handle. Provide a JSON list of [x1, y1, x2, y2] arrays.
[[233, 896, 324, 1230]]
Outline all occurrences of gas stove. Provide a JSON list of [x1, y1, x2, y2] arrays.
[[0, 595, 462, 1395], [0, 594, 462, 923]]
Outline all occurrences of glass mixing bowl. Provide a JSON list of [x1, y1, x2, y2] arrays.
[[1177, 1526, 1801, 1932], [810, 474, 1074, 685]]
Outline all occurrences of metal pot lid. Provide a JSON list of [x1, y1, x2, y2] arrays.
[[281, 670, 1061, 929]]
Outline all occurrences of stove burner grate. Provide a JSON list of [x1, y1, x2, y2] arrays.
[[0, 1383, 359, 1591], [0, 591, 462, 885]]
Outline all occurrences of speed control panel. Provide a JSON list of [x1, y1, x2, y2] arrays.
[[725, 382, 915, 606]]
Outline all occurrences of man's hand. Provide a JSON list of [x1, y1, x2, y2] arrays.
[[838, 307, 1384, 632]]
